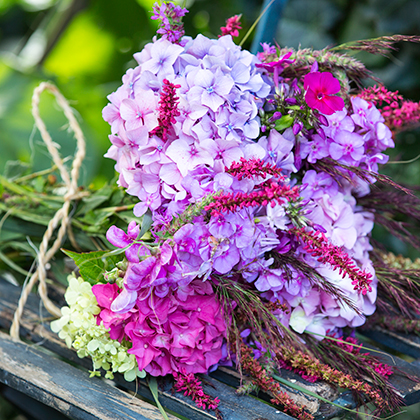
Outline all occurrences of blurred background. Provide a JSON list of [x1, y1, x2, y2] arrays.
[[0, 0, 419, 418]]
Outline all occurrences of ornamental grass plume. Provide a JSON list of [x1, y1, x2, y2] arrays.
[[370, 251, 420, 318], [358, 187, 420, 250], [276, 345, 395, 415], [239, 343, 313, 420]]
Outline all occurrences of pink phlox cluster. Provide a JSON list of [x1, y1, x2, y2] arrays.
[[220, 15, 242, 38], [173, 371, 220, 410], [92, 279, 226, 376], [151, 2, 188, 44], [293, 227, 373, 296]]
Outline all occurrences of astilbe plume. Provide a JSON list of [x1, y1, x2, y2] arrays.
[[150, 79, 181, 141], [292, 227, 373, 295], [239, 343, 313, 420], [220, 15, 242, 38], [173, 371, 221, 417], [358, 85, 420, 132], [205, 180, 299, 217], [276, 346, 391, 414], [226, 157, 283, 180]]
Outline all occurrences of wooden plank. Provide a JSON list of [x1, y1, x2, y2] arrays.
[[361, 328, 420, 360], [0, 330, 178, 420]]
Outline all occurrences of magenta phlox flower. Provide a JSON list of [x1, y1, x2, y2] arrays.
[[304, 71, 345, 115], [329, 130, 364, 165]]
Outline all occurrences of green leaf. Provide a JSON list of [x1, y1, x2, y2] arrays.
[[62, 249, 122, 284], [79, 184, 114, 214], [275, 115, 294, 131], [139, 209, 152, 239], [148, 377, 170, 420]]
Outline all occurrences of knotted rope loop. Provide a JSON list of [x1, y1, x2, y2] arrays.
[[10, 82, 86, 340]]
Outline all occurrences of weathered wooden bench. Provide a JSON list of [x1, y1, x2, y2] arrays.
[[0, 276, 419, 420]]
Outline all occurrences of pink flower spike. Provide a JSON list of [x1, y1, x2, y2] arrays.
[[304, 72, 345, 115], [220, 14, 242, 38]]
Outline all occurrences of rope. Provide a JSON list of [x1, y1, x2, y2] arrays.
[[10, 82, 86, 340]]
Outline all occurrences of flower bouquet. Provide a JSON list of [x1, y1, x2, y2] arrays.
[[19, 2, 419, 419]]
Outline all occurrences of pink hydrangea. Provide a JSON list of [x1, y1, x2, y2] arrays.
[[92, 279, 226, 376]]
